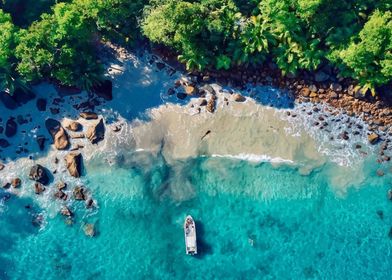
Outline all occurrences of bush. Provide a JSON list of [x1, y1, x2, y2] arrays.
[[142, 0, 240, 70], [15, 3, 103, 89], [329, 10, 392, 93]]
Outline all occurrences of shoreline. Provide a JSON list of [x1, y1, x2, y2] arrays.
[[149, 45, 392, 135]]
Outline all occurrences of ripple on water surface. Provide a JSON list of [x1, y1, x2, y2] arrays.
[[2, 155, 392, 280]]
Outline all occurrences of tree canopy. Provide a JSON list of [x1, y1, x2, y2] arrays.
[[0, 0, 391, 94]]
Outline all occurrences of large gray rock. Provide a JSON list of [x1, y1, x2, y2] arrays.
[[29, 164, 50, 185], [86, 119, 105, 144]]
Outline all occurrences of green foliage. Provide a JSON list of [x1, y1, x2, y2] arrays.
[[72, 0, 147, 44], [0, 0, 391, 94], [142, 0, 240, 70], [0, 9, 15, 70], [0, 9, 28, 95], [256, 0, 325, 75], [15, 2, 103, 89], [227, 14, 274, 66], [330, 10, 392, 92]]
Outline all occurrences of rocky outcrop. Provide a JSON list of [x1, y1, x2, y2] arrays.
[[66, 121, 82, 132], [92, 80, 113, 101], [54, 190, 68, 200], [80, 112, 98, 120], [5, 118, 17, 137], [29, 164, 50, 185], [45, 118, 69, 150], [233, 93, 246, 102], [0, 163, 4, 171], [56, 181, 67, 190], [33, 182, 45, 194], [60, 206, 73, 217], [185, 85, 197, 95], [86, 119, 105, 144], [176, 92, 187, 100], [73, 186, 86, 200], [11, 178, 21, 188], [64, 153, 82, 178], [206, 96, 216, 113], [368, 133, 379, 144]]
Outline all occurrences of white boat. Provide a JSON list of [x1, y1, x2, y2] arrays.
[[184, 215, 197, 255]]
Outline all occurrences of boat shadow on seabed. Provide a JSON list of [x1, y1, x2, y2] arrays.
[[192, 220, 213, 259]]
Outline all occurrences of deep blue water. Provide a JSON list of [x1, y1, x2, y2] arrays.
[[1, 155, 391, 280]]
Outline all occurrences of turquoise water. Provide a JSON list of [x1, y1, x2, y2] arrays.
[[1, 153, 391, 279]]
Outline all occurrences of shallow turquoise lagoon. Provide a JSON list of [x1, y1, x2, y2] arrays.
[[1, 154, 391, 280]]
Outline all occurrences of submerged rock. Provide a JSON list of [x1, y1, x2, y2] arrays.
[[86, 119, 105, 144], [36, 98, 47, 111], [0, 163, 4, 171], [5, 118, 17, 138], [84, 223, 96, 237], [388, 189, 392, 200], [45, 118, 69, 150], [64, 153, 82, 178], [0, 138, 10, 148], [29, 164, 50, 185]]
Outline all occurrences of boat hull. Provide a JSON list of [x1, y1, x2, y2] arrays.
[[184, 215, 197, 255]]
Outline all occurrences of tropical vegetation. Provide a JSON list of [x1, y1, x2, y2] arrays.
[[0, 0, 391, 94]]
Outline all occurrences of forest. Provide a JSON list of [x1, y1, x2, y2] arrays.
[[0, 0, 391, 95]]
